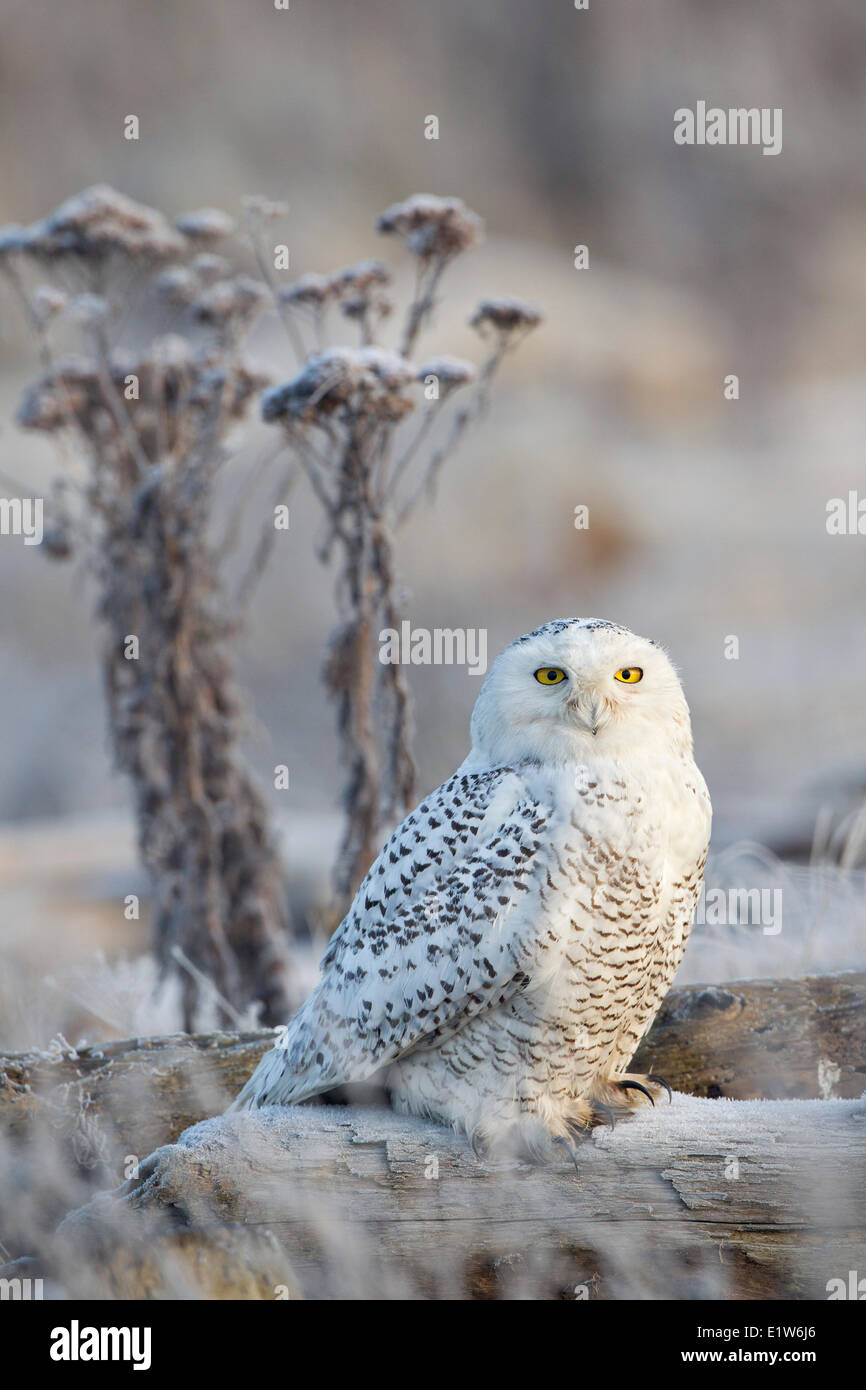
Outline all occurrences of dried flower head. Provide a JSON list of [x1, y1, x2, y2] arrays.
[[174, 208, 235, 243], [189, 252, 232, 285], [149, 332, 196, 372], [469, 296, 544, 340], [68, 293, 111, 328], [262, 346, 416, 424], [331, 259, 392, 295], [232, 275, 270, 314], [415, 356, 476, 396], [30, 284, 68, 323], [16, 355, 94, 431], [241, 195, 289, 222], [191, 276, 269, 327], [154, 265, 199, 307], [17, 337, 267, 449], [277, 272, 335, 309], [7, 185, 186, 262], [41, 523, 75, 561], [329, 259, 394, 328], [189, 359, 270, 418], [376, 194, 483, 261], [340, 292, 393, 324]]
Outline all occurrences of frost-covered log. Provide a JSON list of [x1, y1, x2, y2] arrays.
[[53, 1095, 866, 1299], [0, 1029, 269, 1162], [1, 971, 863, 1169], [634, 969, 866, 1102]]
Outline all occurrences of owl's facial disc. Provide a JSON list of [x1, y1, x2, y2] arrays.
[[533, 660, 643, 736]]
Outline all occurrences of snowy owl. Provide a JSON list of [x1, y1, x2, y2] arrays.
[[232, 618, 711, 1161]]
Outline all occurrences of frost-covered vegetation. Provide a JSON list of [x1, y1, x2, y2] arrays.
[[0, 185, 539, 1028]]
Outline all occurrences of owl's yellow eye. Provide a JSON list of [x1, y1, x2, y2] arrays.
[[614, 667, 643, 684], [534, 667, 567, 686]]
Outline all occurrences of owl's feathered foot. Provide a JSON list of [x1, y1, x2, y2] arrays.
[[470, 1125, 581, 1175], [576, 1073, 674, 1124], [468, 1097, 592, 1172]]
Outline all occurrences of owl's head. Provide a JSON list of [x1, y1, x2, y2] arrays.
[[469, 618, 694, 767]]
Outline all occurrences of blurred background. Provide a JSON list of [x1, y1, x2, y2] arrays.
[[1, 0, 865, 1048]]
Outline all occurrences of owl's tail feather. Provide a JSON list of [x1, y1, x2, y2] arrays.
[[226, 1018, 322, 1112]]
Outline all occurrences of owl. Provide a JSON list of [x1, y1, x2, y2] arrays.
[[231, 619, 711, 1163]]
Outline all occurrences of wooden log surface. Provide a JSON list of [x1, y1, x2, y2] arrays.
[[1, 971, 863, 1170], [2, 970, 864, 1299], [53, 1094, 866, 1299]]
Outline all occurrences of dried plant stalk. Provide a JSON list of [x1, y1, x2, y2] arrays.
[[259, 194, 542, 911], [1, 186, 295, 1028], [2, 184, 542, 967]]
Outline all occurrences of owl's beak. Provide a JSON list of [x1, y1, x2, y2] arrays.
[[569, 693, 608, 736]]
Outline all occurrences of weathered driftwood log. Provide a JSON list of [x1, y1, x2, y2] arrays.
[[635, 969, 866, 1102], [1, 971, 863, 1172], [54, 1095, 866, 1299]]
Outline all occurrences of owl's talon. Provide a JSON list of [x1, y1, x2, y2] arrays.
[[590, 1101, 616, 1130], [553, 1135, 581, 1177], [646, 1073, 673, 1103], [617, 1078, 655, 1105]]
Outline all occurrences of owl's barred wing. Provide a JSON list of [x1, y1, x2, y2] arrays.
[[232, 767, 553, 1108]]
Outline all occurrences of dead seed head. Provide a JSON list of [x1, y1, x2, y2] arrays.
[[189, 360, 270, 417], [331, 259, 392, 294], [4, 185, 186, 262], [329, 259, 394, 324], [470, 295, 544, 339], [16, 355, 94, 430], [150, 333, 195, 372], [232, 275, 271, 312], [191, 281, 239, 324], [241, 195, 289, 222], [154, 265, 198, 307], [278, 273, 337, 313], [376, 194, 483, 260], [415, 355, 476, 395], [68, 293, 111, 328], [41, 524, 75, 561], [190, 253, 232, 285], [191, 276, 269, 326], [30, 284, 68, 322], [340, 292, 393, 323], [262, 346, 416, 424], [174, 208, 235, 243], [17, 337, 267, 445], [277, 272, 334, 309]]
